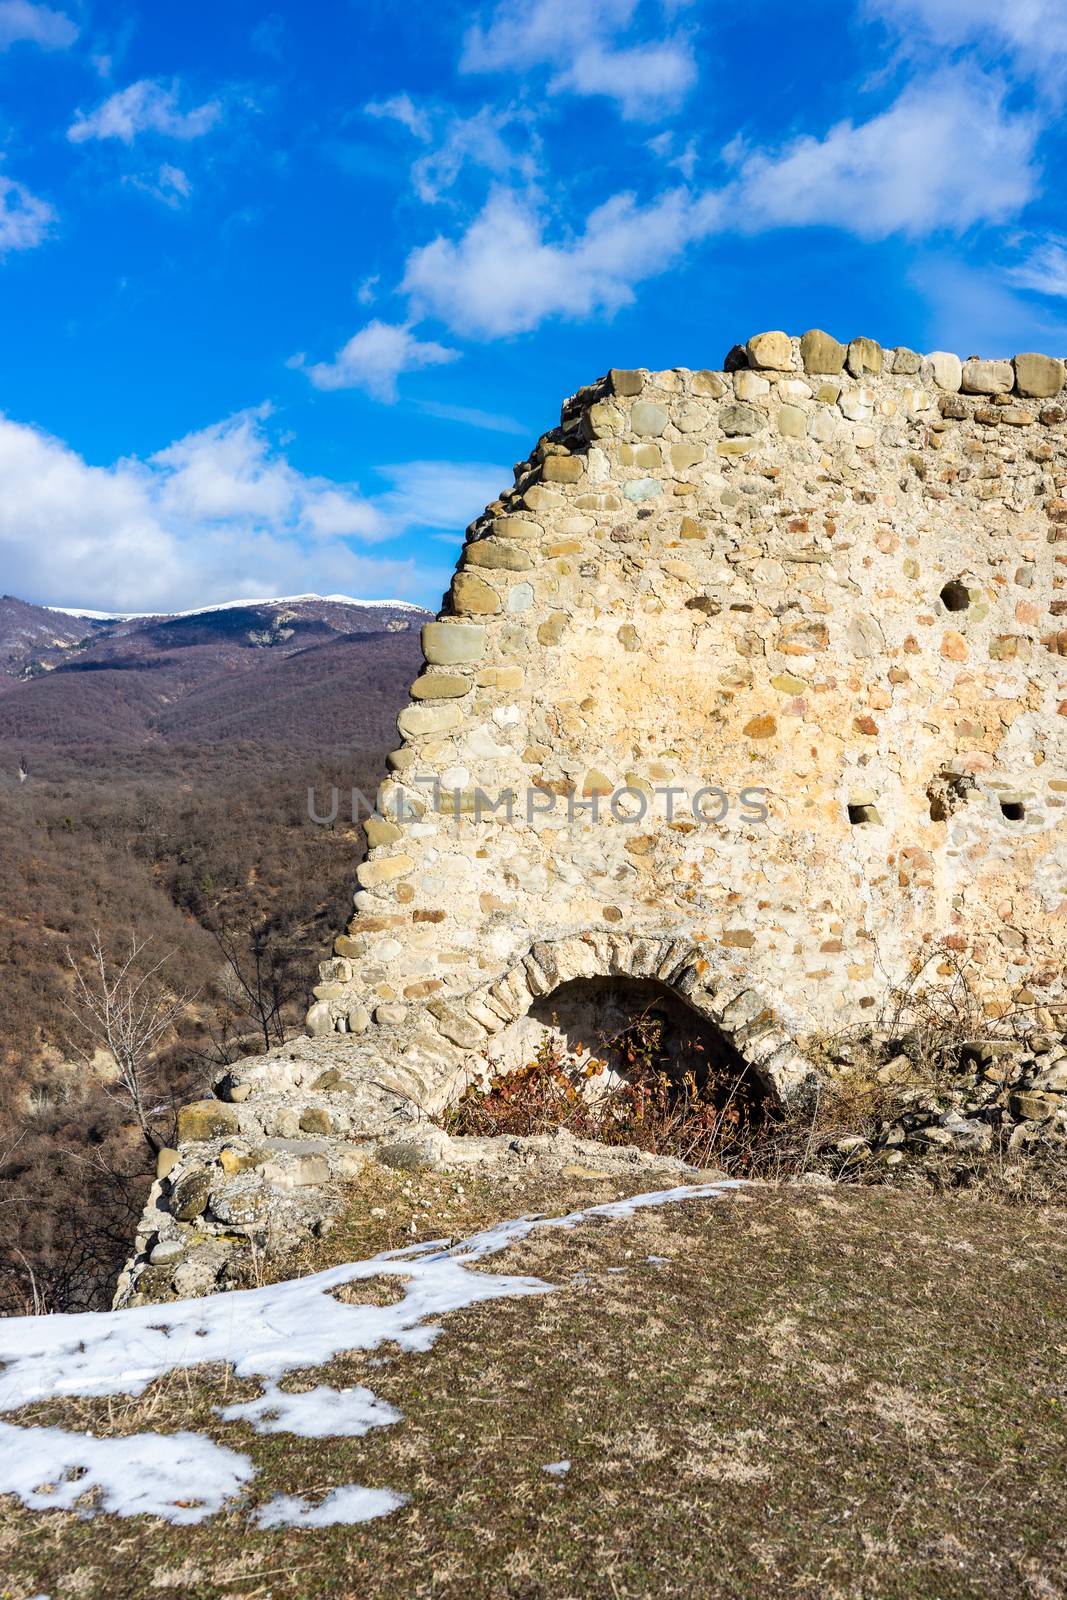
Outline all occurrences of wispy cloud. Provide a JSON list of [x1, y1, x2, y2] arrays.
[[461, 0, 696, 121], [375, 60, 1035, 347], [373, 459, 507, 532], [418, 399, 528, 435], [296, 320, 459, 402], [68, 79, 222, 145], [0, 168, 55, 255], [365, 93, 432, 143], [124, 162, 192, 208], [911, 253, 1067, 355], [364, 97, 538, 203], [867, 0, 1067, 81], [0, 0, 76, 49], [1006, 235, 1067, 299], [410, 106, 539, 203]]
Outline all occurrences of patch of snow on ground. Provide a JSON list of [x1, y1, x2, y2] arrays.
[[0, 1420, 253, 1525], [217, 1381, 401, 1437], [0, 1181, 737, 1525], [542, 1460, 571, 1477], [255, 1485, 409, 1528]]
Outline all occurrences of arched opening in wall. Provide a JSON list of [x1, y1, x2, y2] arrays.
[[446, 976, 768, 1166]]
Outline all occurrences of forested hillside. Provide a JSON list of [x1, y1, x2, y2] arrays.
[[0, 595, 426, 1314]]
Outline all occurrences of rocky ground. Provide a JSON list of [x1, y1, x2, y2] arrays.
[[815, 1033, 1067, 1183]]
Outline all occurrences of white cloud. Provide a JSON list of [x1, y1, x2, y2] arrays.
[[867, 0, 1067, 77], [365, 93, 432, 143], [734, 70, 1038, 239], [461, 0, 695, 120], [401, 185, 717, 338], [1006, 236, 1067, 299], [0, 170, 54, 254], [299, 320, 459, 402], [0, 407, 499, 612], [68, 79, 222, 145], [355, 68, 1035, 352], [0, 0, 76, 49]]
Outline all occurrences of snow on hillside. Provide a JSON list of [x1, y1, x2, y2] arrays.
[[0, 1182, 735, 1528], [46, 594, 428, 621]]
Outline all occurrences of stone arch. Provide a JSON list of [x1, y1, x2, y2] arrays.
[[424, 931, 820, 1109]]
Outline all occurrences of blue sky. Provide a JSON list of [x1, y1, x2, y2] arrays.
[[1, 0, 1066, 613]]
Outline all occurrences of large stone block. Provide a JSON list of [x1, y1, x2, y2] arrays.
[[397, 701, 465, 738], [357, 854, 415, 887], [720, 402, 766, 437], [609, 368, 644, 396], [630, 400, 669, 437], [364, 816, 403, 848], [928, 351, 962, 391], [422, 621, 486, 665], [777, 403, 808, 438], [542, 454, 584, 483], [305, 1000, 332, 1037], [734, 371, 770, 400], [691, 370, 727, 397], [451, 573, 501, 615], [464, 541, 534, 571], [170, 1167, 211, 1221], [891, 346, 921, 374], [800, 329, 846, 374], [492, 517, 543, 542], [177, 1100, 240, 1143], [747, 330, 793, 370], [1014, 353, 1065, 399], [846, 337, 883, 377], [410, 672, 472, 700], [962, 357, 1013, 394]]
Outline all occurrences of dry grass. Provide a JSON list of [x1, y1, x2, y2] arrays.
[[2, 1179, 1065, 1600]]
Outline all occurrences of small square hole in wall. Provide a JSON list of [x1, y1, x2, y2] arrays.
[[1000, 799, 1025, 821], [847, 803, 881, 825], [940, 580, 971, 612]]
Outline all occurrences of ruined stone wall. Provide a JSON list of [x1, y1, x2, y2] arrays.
[[118, 332, 1067, 1305], [307, 331, 1066, 1075]]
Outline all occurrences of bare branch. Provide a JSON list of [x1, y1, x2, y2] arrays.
[[61, 930, 193, 1155]]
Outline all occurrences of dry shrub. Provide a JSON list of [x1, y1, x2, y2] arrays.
[[445, 1009, 765, 1170], [877, 945, 1040, 1068]]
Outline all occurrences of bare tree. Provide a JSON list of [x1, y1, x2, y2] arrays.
[[62, 932, 191, 1155], [208, 918, 300, 1056]]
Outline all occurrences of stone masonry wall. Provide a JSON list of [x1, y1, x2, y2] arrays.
[[306, 331, 1067, 1079], [118, 332, 1067, 1306]]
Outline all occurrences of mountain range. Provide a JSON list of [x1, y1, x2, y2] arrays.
[[0, 593, 431, 752]]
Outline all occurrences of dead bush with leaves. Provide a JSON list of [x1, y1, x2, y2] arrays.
[[445, 1007, 766, 1170]]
